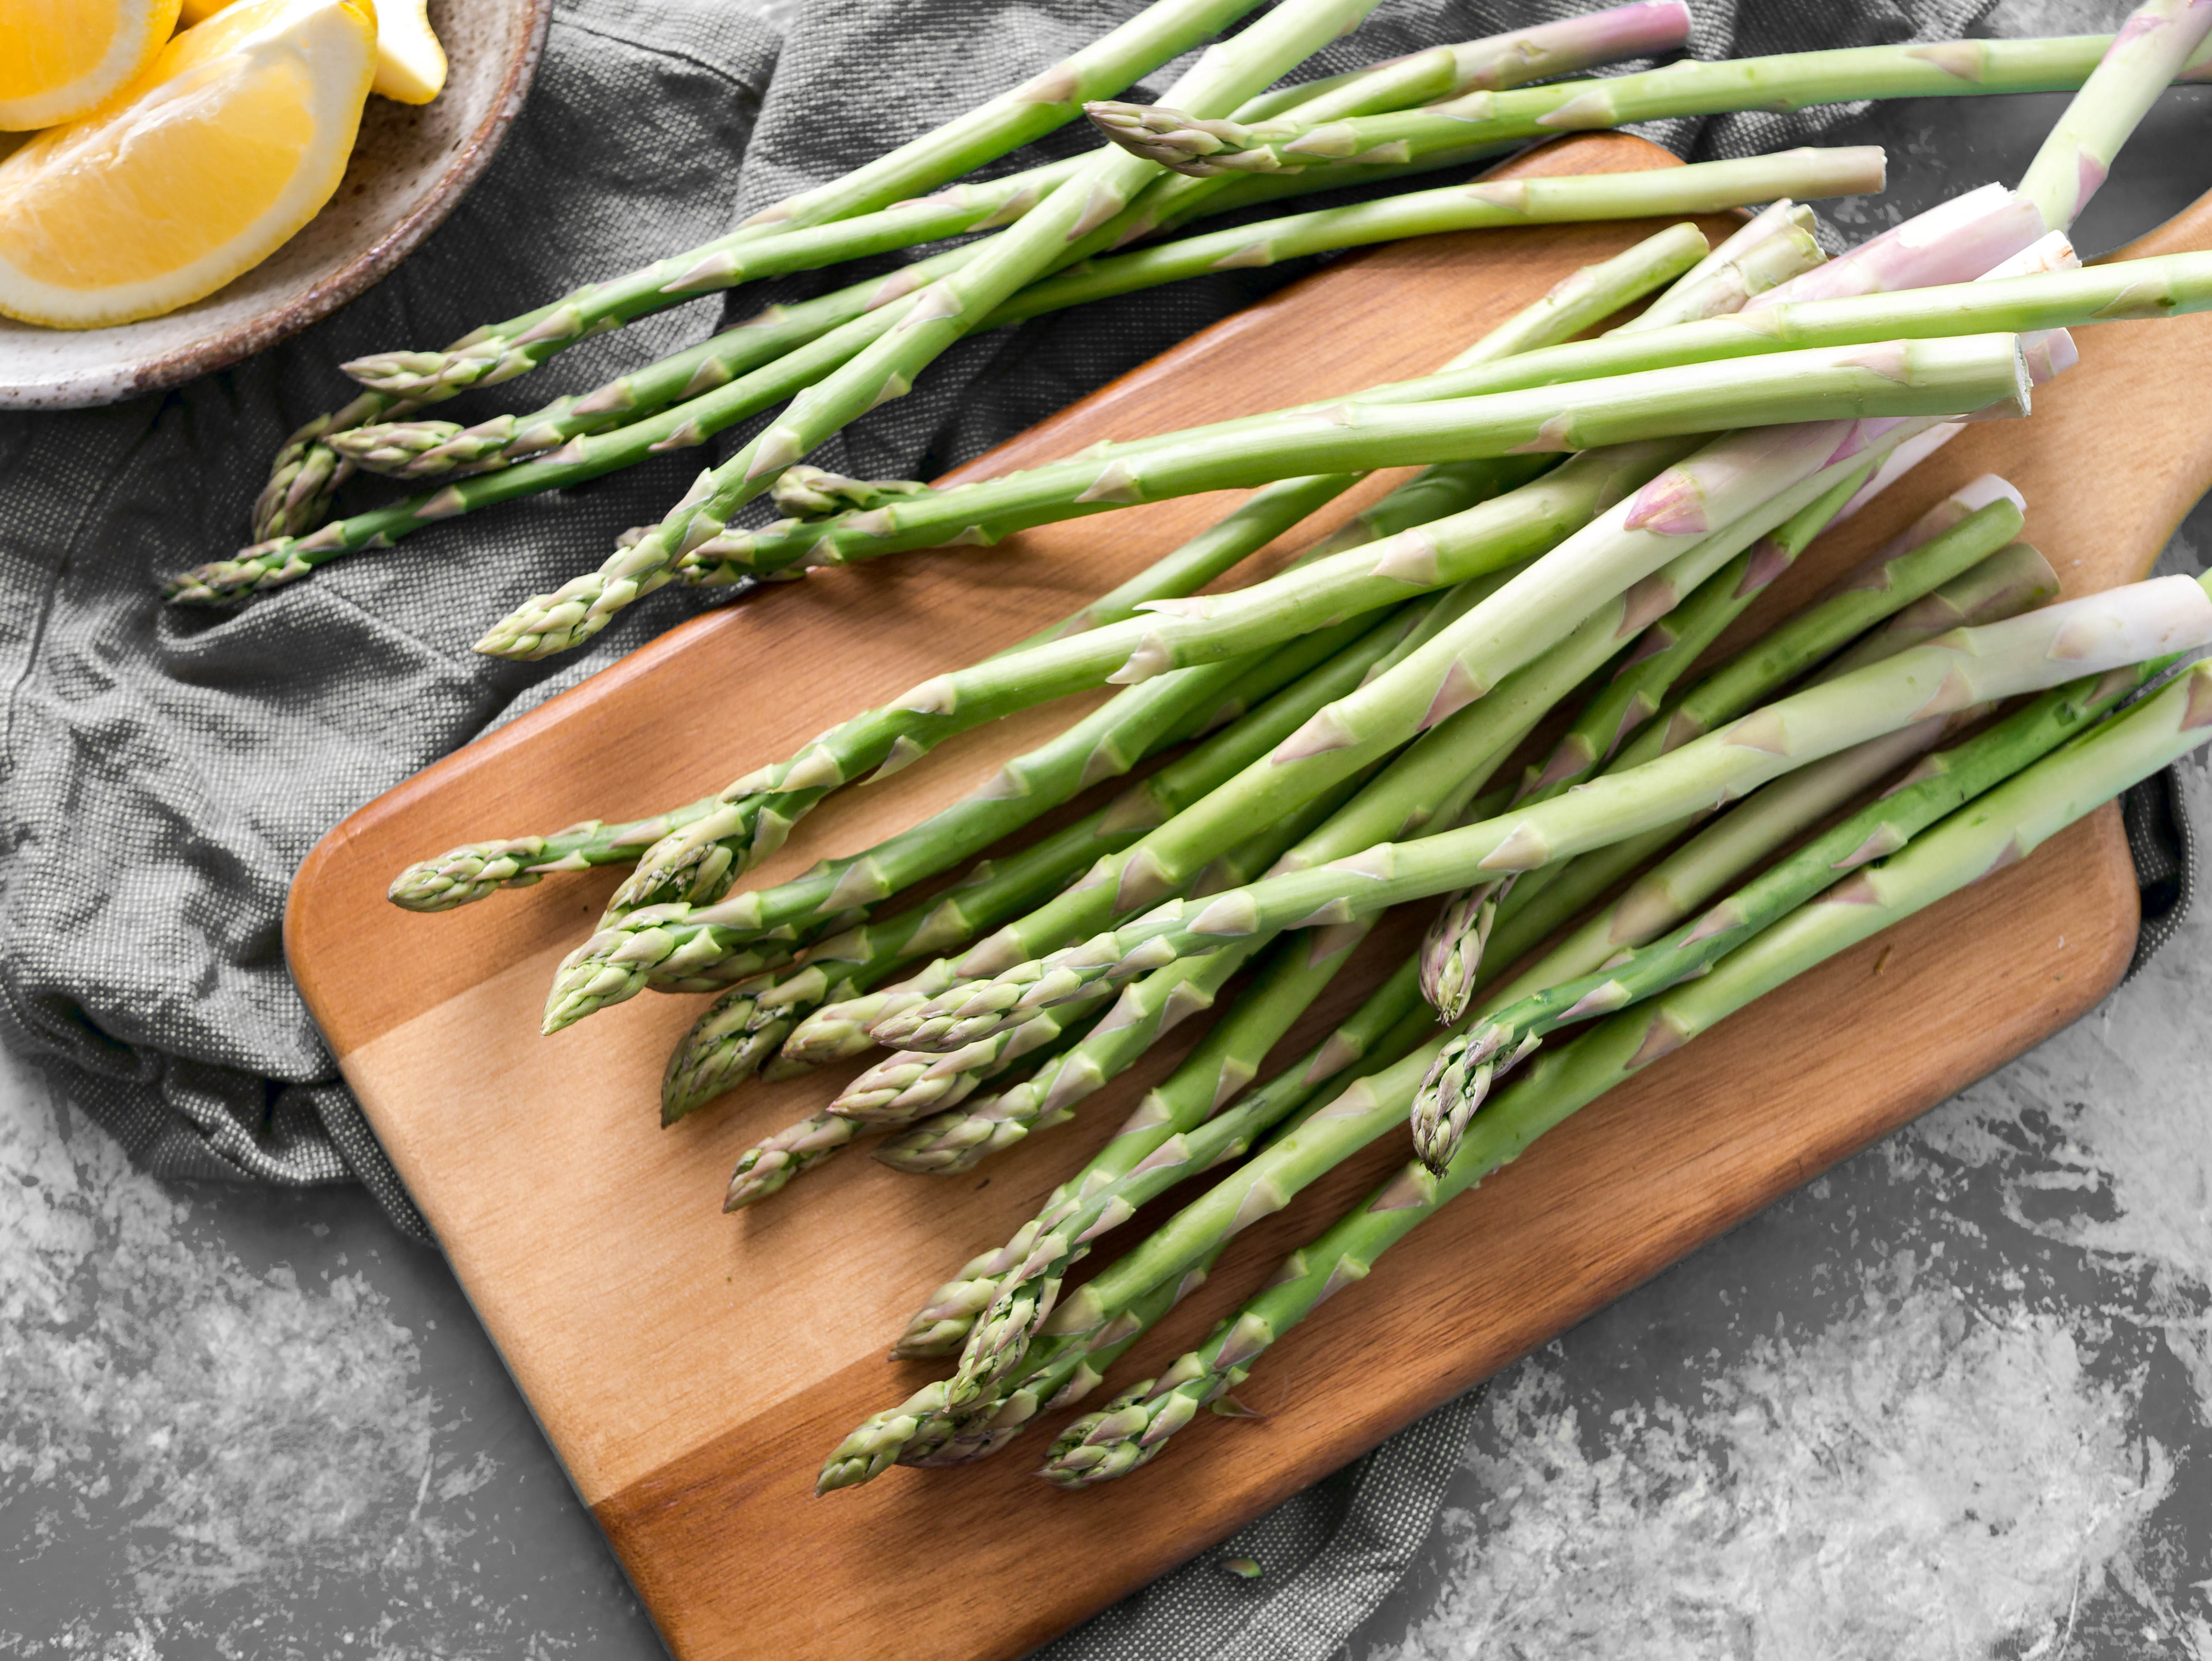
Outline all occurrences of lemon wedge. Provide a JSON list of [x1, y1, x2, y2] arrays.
[[363, 0, 445, 104], [180, 0, 444, 104], [0, 0, 185, 131], [0, 0, 377, 328]]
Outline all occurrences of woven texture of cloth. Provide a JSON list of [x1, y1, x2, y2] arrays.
[[0, 0, 2197, 1649]]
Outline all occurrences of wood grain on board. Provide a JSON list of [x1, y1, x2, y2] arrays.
[[287, 133, 2212, 1659]]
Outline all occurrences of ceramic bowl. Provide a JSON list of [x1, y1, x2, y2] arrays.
[[0, 0, 554, 410]]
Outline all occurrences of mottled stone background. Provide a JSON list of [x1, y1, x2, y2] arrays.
[[6, 2, 2212, 1656]]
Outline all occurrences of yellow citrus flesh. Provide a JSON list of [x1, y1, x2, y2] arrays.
[[369, 0, 444, 104], [178, 0, 439, 104], [0, 0, 376, 327], [0, 0, 185, 130]]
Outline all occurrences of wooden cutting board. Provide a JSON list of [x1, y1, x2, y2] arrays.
[[287, 134, 2212, 1660]]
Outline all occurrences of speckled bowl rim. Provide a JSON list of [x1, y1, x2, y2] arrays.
[[0, 0, 553, 411]]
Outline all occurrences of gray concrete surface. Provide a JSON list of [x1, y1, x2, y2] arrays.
[[5, 7, 2212, 1657]]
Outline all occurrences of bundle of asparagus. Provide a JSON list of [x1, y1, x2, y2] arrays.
[[358, 0, 2212, 1503], [179, 0, 2208, 659]]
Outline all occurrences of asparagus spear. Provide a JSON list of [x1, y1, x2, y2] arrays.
[[922, 482, 2039, 1394], [543, 604, 1419, 1035], [388, 452, 1383, 918], [952, 706, 1958, 1414], [250, 0, 1293, 533], [346, 0, 1284, 405], [471, 0, 1398, 653], [674, 244, 2212, 578], [949, 575, 2212, 1017], [1413, 227, 2087, 968], [668, 606, 1442, 1120], [723, 777, 1370, 1202], [763, 599, 1482, 1074], [344, 2, 1689, 407], [1463, 514, 2059, 984], [880, 386, 2035, 1049], [1619, 200, 1816, 332], [1039, 657, 2212, 1486], [717, 332, 2032, 655], [2017, 0, 2212, 232], [893, 955, 1431, 1373], [818, 1241, 1230, 1493], [872, 559, 2040, 1446], [188, 210, 2167, 611], [1821, 539, 2058, 677], [1084, 31, 2212, 179], [1417, 648, 2177, 1162], [1627, 491, 2027, 762], [459, 204, 1850, 656], [611, 230, 1708, 919], [331, 7, 1691, 483], [935, 597, 1670, 1392], [881, 587, 1612, 1176]]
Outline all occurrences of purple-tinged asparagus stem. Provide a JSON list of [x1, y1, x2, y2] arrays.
[[2016, 0, 2212, 232]]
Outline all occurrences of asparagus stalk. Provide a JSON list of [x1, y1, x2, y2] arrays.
[[345, 0, 1282, 404], [388, 798, 727, 914], [190, 184, 1688, 615], [724, 777, 1368, 1202], [982, 150, 1883, 328], [333, 8, 1689, 482], [1084, 32, 2212, 180], [956, 575, 2212, 1014], [1039, 657, 2212, 1486], [818, 1241, 1229, 1493], [884, 555, 2040, 1444], [1417, 648, 2175, 1160], [1820, 538, 2058, 678], [667, 606, 1443, 1117], [2017, 0, 2212, 232], [1619, 200, 1817, 332], [835, 770, 1370, 1115], [764, 600, 1473, 1073], [612, 234, 1706, 921], [1469, 493, 2057, 968], [882, 391, 2036, 1047], [1626, 490, 2027, 762], [472, 0, 1398, 654], [189, 206, 2156, 613], [329, 115, 1630, 489], [345, 2, 1690, 408], [251, 0, 1293, 533], [544, 605, 1417, 1035], [966, 708, 1963, 1414], [935, 645, 1591, 1389], [891, 951, 1430, 1366], [1443, 226, 2085, 942], [1513, 462, 1879, 809], [883, 606, 1594, 1171], [671, 243, 2212, 578], [393, 448, 1395, 921]]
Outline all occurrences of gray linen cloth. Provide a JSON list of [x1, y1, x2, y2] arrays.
[[3, 0, 2191, 1654]]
